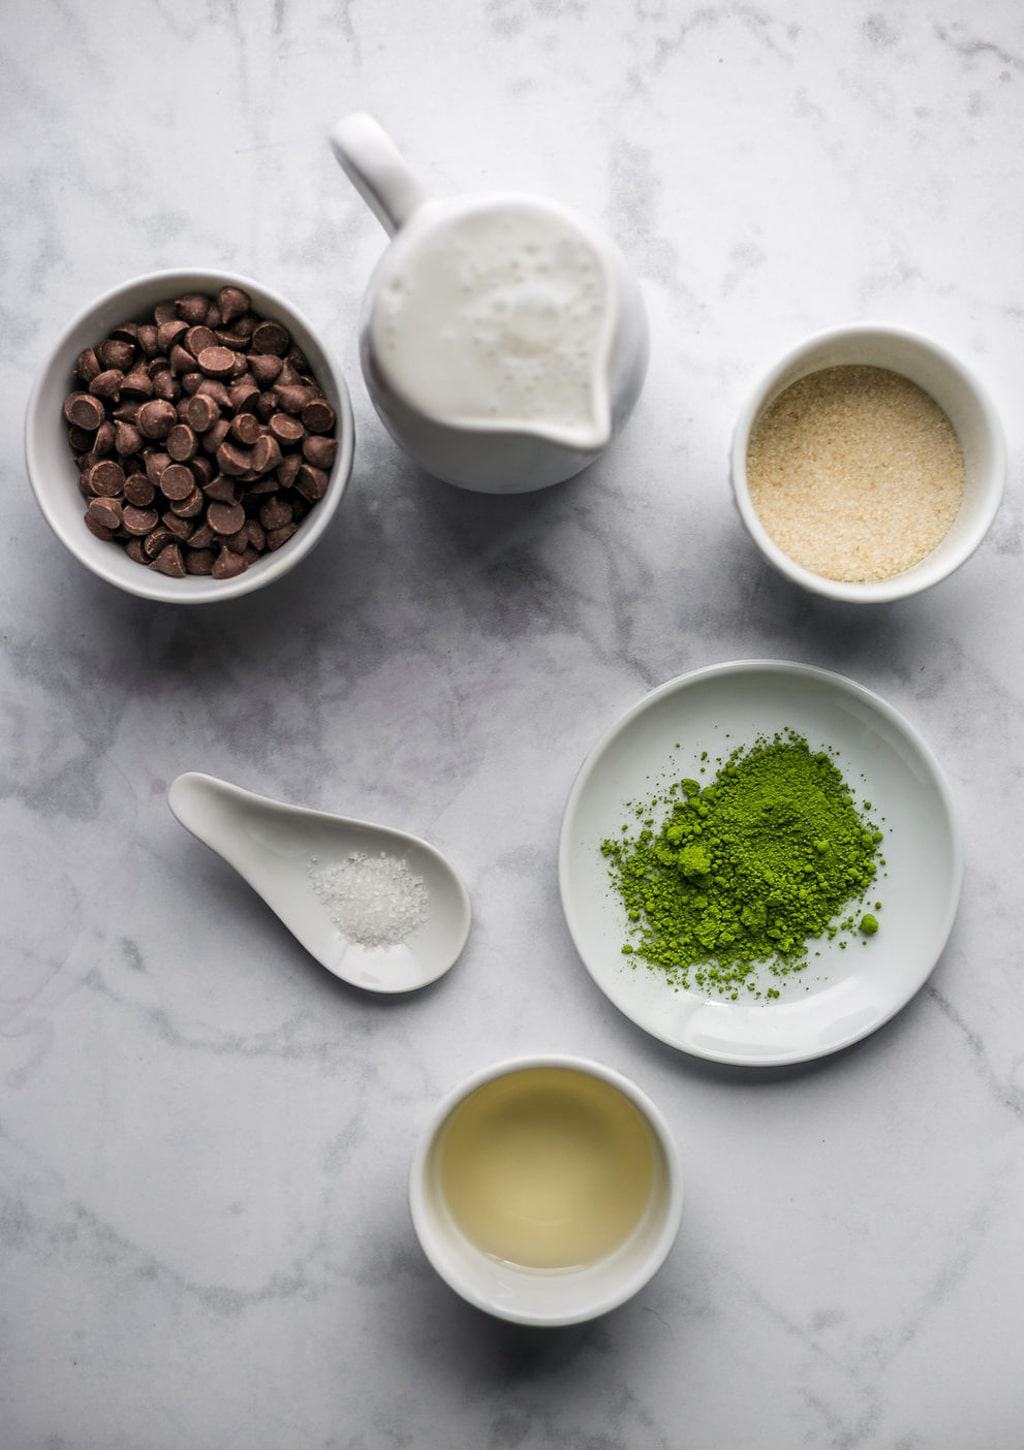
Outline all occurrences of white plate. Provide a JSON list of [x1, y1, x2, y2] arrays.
[[559, 661, 962, 1067]]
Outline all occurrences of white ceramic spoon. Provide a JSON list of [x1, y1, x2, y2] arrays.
[[168, 772, 471, 994]]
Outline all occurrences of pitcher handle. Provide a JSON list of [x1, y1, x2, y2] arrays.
[[329, 113, 430, 236]]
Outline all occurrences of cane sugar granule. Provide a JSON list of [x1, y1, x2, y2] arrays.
[[309, 851, 429, 948], [746, 365, 964, 583]]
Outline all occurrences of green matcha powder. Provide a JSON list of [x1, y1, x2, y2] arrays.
[[600, 730, 885, 1001]]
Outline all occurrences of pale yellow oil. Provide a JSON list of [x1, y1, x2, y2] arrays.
[[436, 1067, 657, 1271]]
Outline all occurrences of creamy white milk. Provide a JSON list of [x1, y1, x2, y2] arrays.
[[372, 203, 613, 447]]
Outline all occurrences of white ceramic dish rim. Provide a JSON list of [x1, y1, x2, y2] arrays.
[[558, 659, 964, 1068], [730, 321, 1006, 604], [408, 1052, 684, 1326], [25, 267, 355, 604]]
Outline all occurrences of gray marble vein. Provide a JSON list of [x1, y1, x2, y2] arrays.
[[1, 0, 1023, 1446]]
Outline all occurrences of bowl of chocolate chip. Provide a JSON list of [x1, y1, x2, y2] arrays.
[[26, 270, 354, 602]]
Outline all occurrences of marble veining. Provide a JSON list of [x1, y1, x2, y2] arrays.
[[1, 1, 1023, 1446]]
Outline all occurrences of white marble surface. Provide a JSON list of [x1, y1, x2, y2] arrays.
[[2, 2, 1022, 1446]]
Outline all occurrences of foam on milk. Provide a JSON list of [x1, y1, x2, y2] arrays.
[[372, 203, 613, 446]]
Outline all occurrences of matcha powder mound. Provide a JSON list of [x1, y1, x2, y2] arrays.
[[600, 730, 885, 1000]]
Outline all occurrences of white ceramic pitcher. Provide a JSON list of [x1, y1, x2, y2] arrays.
[[330, 113, 649, 494]]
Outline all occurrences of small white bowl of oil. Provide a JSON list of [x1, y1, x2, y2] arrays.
[[409, 1054, 683, 1326]]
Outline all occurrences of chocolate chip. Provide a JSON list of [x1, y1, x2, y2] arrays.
[[182, 393, 220, 432], [154, 301, 177, 324], [276, 453, 301, 489], [157, 319, 189, 352], [217, 286, 250, 324], [83, 510, 115, 542], [67, 424, 95, 452], [122, 505, 159, 535], [187, 522, 215, 549], [266, 523, 297, 550], [87, 497, 122, 531], [247, 474, 279, 495], [202, 418, 232, 456], [124, 473, 155, 507], [75, 348, 101, 383], [275, 384, 314, 415], [92, 420, 115, 457], [159, 463, 195, 501], [150, 543, 186, 578], [63, 392, 105, 430], [230, 412, 262, 446], [186, 547, 215, 575], [215, 441, 253, 476], [171, 486, 205, 518], [255, 390, 278, 423], [87, 460, 125, 497], [197, 346, 238, 378], [161, 511, 192, 540], [170, 343, 196, 376], [302, 434, 336, 470], [259, 495, 293, 531], [247, 519, 266, 552], [229, 378, 260, 413], [251, 319, 289, 355], [277, 359, 303, 388], [167, 423, 198, 461], [121, 366, 155, 398], [89, 369, 124, 400], [185, 325, 218, 359], [269, 413, 304, 445], [251, 434, 282, 474], [126, 537, 147, 564], [137, 399, 177, 440], [176, 293, 212, 324], [181, 372, 204, 396], [212, 546, 247, 579], [143, 526, 177, 559], [137, 324, 159, 357], [190, 454, 214, 486], [302, 398, 335, 434], [114, 421, 142, 456], [225, 525, 249, 555], [112, 400, 141, 422], [249, 353, 283, 386], [151, 370, 177, 402], [100, 338, 136, 371], [207, 501, 246, 535], [144, 450, 171, 486], [295, 464, 328, 501], [195, 378, 233, 409]]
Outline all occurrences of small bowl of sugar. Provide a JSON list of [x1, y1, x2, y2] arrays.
[[730, 323, 1006, 603]]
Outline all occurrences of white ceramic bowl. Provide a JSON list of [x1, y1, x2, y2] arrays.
[[559, 661, 963, 1068], [25, 268, 354, 603], [409, 1054, 683, 1326], [730, 323, 1006, 603]]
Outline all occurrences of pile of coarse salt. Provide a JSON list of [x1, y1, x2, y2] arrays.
[[309, 851, 429, 948]]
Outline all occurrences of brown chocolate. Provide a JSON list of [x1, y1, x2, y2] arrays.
[[302, 398, 335, 434], [251, 319, 290, 356], [137, 399, 177, 440], [167, 423, 198, 461]]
